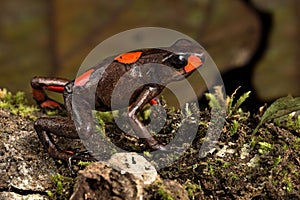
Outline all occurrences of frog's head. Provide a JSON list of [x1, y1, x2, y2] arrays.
[[162, 39, 205, 81]]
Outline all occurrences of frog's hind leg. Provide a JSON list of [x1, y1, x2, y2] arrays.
[[31, 77, 70, 110], [34, 117, 86, 161]]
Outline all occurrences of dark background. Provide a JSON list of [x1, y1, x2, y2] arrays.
[[0, 0, 299, 103]]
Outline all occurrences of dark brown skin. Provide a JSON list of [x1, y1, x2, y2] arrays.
[[31, 39, 205, 163]]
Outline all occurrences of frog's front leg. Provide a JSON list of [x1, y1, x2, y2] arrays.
[[128, 85, 166, 150]]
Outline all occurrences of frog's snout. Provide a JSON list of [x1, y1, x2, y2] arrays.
[[184, 52, 205, 73]]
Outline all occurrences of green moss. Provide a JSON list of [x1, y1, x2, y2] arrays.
[[184, 181, 202, 199], [95, 110, 114, 123], [157, 187, 174, 200], [274, 155, 282, 166], [258, 141, 272, 154], [249, 136, 257, 148], [274, 112, 300, 131], [230, 173, 240, 181], [292, 138, 300, 150], [230, 120, 239, 136], [205, 92, 222, 109], [143, 150, 151, 158], [223, 162, 231, 168], [286, 180, 293, 192], [208, 164, 214, 175], [296, 115, 300, 129], [282, 143, 289, 151], [48, 173, 74, 199], [206, 87, 251, 140], [77, 160, 92, 167], [146, 181, 175, 200], [0, 88, 38, 120], [225, 86, 250, 116]]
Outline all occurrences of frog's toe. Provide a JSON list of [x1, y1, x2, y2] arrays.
[[150, 143, 167, 151]]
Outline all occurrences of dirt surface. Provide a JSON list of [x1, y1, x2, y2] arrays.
[[0, 100, 299, 199], [0, 108, 84, 199], [158, 113, 300, 199], [0, 108, 52, 199]]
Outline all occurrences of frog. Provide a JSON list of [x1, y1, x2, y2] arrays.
[[31, 39, 205, 163]]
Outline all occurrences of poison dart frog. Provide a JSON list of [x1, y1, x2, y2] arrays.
[[31, 39, 205, 162]]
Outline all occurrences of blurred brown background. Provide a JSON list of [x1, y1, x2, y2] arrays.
[[0, 0, 299, 103]]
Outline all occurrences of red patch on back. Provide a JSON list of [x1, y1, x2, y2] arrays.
[[114, 51, 142, 64], [74, 69, 95, 86], [184, 55, 203, 73]]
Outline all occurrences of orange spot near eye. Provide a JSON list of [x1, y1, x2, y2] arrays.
[[75, 69, 95, 86], [184, 55, 203, 73], [114, 51, 142, 64]]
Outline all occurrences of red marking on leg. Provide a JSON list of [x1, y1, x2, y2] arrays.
[[63, 150, 74, 155], [74, 69, 95, 86], [149, 98, 159, 105], [41, 100, 62, 109], [32, 89, 46, 101], [44, 85, 65, 92]]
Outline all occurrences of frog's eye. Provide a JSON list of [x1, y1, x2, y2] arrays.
[[168, 54, 188, 69]]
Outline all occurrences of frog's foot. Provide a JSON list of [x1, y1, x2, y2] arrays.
[[150, 143, 167, 151], [67, 149, 96, 173], [150, 144, 187, 152], [144, 137, 167, 151]]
